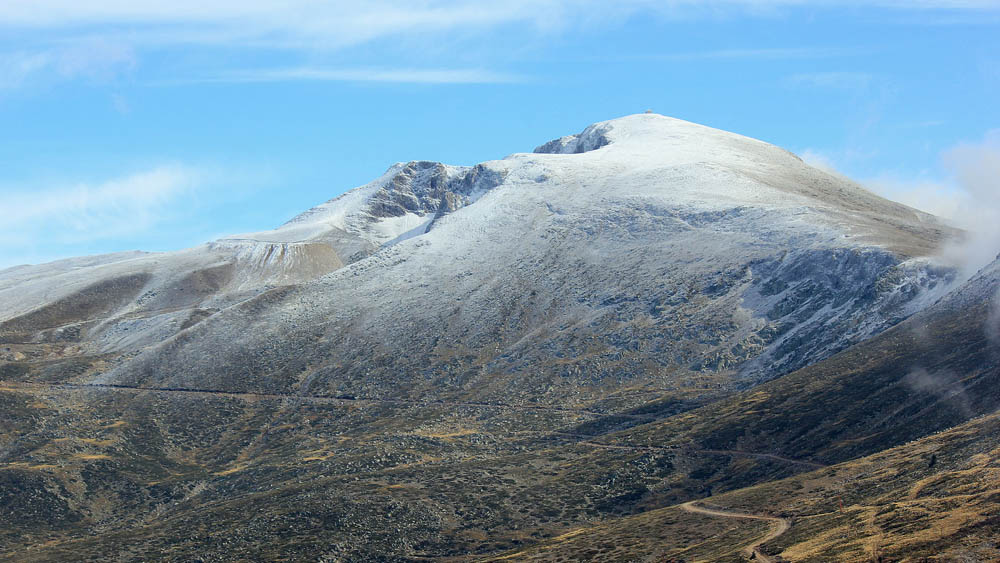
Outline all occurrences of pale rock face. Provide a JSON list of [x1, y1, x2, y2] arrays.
[[0, 114, 960, 402], [533, 122, 611, 154]]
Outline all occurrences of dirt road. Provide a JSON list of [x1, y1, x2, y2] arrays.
[[680, 501, 790, 562]]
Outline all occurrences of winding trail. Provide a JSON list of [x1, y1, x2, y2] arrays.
[[699, 449, 826, 470], [5, 378, 815, 562], [3, 381, 829, 473], [570, 437, 826, 469], [680, 501, 790, 562], [7, 381, 656, 420]]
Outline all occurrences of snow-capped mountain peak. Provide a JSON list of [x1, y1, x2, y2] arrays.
[[1, 114, 956, 382]]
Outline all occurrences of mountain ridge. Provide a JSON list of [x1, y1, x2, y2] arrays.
[[0, 114, 960, 396], [1, 113, 994, 562]]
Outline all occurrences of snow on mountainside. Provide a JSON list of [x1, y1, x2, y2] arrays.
[[1, 114, 958, 401], [279, 160, 506, 249]]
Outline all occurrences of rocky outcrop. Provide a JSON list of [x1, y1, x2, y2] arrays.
[[534, 123, 612, 154]]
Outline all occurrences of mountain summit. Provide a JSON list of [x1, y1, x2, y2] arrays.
[[244, 112, 948, 262], [5, 115, 995, 562], [2, 114, 954, 394]]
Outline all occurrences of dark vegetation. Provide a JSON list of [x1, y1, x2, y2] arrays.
[[1, 271, 998, 561]]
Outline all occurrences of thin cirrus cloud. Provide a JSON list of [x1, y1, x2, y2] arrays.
[[0, 166, 199, 249], [1, 2, 637, 49], [654, 46, 868, 61], [785, 71, 875, 90], [194, 67, 524, 85], [3, 1, 999, 47], [0, 39, 136, 90], [576, 46, 870, 64], [2, 1, 997, 89]]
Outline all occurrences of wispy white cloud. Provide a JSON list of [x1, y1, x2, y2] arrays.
[[605, 46, 868, 63], [805, 131, 1000, 276], [0, 166, 199, 248], [685, 46, 858, 60], [869, 0, 1000, 8], [786, 71, 874, 90], [0, 2, 617, 49], [798, 148, 840, 174], [800, 147, 962, 218], [0, 51, 51, 90], [195, 67, 523, 85], [938, 130, 1000, 274], [862, 175, 964, 219], [3, 1, 997, 47], [899, 119, 948, 129], [2, 1, 997, 91], [0, 38, 135, 90], [4, 1, 998, 24], [869, 132, 1000, 232]]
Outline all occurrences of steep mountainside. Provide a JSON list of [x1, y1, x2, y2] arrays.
[[485, 254, 1000, 561], [1, 114, 993, 562], [483, 410, 1000, 562], [2, 114, 953, 398]]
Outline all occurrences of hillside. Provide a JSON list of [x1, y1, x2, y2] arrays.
[[1, 114, 993, 561], [482, 255, 1000, 561]]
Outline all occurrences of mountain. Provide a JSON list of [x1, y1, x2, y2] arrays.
[[489, 253, 1000, 560], [1, 114, 953, 393], [1, 114, 994, 561]]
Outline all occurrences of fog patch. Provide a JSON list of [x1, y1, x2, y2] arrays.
[[903, 367, 972, 418], [987, 288, 1000, 349], [845, 131, 1000, 282], [936, 131, 1000, 281]]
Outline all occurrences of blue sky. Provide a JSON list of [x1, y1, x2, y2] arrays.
[[2, 1, 999, 268]]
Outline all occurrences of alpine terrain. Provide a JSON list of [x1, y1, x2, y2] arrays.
[[1, 113, 997, 561]]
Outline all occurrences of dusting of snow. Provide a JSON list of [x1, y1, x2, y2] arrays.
[[1, 114, 959, 393]]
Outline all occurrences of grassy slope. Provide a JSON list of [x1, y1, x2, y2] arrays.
[[497, 411, 1000, 562], [615, 294, 999, 466], [1, 268, 997, 560], [478, 270, 1000, 561]]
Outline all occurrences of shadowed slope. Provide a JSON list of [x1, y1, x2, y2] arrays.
[[0, 115, 988, 562]]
